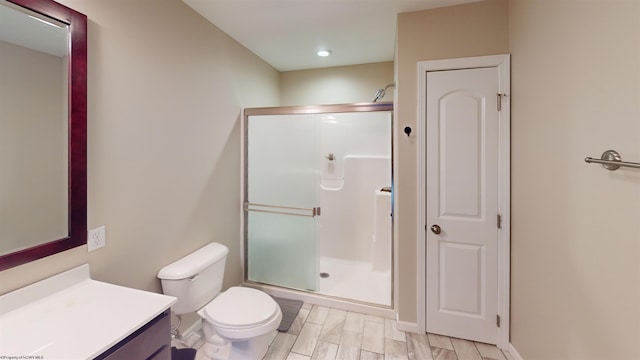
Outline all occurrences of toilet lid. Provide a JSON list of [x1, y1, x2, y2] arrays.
[[202, 287, 278, 328]]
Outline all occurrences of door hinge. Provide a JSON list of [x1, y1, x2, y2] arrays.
[[497, 93, 505, 111], [497, 315, 501, 327], [497, 214, 502, 229]]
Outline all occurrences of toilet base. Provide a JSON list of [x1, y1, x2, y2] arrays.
[[201, 322, 274, 360], [227, 333, 271, 360], [199, 342, 231, 360], [199, 334, 272, 360]]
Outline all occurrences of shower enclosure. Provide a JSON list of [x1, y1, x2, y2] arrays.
[[243, 102, 393, 307]]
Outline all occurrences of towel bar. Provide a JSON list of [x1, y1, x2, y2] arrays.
[[244, 202, 320, 217], [585, 150, 640, 171]]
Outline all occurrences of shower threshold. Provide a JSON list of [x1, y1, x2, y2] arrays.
[[243, 281, 395, 319]]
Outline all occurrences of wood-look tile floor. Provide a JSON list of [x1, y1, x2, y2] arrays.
[[194, 303, 517, 360]]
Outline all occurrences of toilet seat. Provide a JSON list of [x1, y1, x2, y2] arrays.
[[200, 286, 282, 339]]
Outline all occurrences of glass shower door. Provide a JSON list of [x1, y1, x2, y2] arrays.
[[245, 114, 319, 291]]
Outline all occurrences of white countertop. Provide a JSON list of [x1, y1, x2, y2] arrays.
[[0, 264, 176, 359]]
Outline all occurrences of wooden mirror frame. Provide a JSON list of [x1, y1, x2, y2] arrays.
[[0, 0, 87, 271]]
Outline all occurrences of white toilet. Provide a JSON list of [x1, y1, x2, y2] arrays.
[[157, 242, 282, 360]]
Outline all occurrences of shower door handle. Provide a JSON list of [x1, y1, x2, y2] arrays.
[[244, 202, 321, 217], [430, 224, 441, 235]]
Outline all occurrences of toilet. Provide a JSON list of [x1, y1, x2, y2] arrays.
[[157, 242, 282, 360]]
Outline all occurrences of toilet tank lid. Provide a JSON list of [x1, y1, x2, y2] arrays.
[[157, 243, 229, 280]]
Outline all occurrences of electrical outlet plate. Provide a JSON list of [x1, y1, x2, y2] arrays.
[[88, 226, 106, 251]]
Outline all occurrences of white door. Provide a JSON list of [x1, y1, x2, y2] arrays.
[[425, 67, 499, 344]]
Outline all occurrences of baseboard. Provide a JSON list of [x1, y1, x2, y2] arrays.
[[174, 318, 203, 348], [395, 317, 422, 334], [506, 343, 524, 360], [182, 318, 202, 337]]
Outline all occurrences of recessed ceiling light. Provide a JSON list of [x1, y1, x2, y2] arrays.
[[317, 50, 332, 57]]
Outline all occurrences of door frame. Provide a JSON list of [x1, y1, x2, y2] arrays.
[[416, 54, 510, 348]]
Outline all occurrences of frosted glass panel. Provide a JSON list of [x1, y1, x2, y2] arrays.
[[246, 114, 318, 291], [248, 115, 318, 207], [247, 212, 317, 290]]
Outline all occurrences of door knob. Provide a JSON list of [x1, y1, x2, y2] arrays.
[[430, 224, 441, 234]]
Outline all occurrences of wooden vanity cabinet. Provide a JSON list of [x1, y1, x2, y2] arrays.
[[95, 310, 171, 360]]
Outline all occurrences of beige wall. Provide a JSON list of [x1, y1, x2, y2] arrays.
[[509, 1, 640, 359], [280, 62, 394, 106], [0, 0, 279, 309], [395, 0, 509, 324], [0, 41, 67, 254]]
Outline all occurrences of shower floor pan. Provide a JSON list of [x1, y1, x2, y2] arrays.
[[318, 256, 391, 306]]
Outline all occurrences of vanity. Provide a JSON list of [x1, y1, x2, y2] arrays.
[[0, 265, 177, 359]]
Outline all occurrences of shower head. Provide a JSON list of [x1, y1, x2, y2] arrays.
[[372, 83, 396, 102], [372, 88, 386, 102]]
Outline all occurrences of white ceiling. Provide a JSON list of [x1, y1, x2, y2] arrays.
[[182, 0, 481, 72]]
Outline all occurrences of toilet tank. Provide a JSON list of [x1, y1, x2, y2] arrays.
[[157, 242, 229, 315]]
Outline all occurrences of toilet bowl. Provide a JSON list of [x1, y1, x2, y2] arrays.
[[199, 287, 282, 359], [157, 243, 282, 360]]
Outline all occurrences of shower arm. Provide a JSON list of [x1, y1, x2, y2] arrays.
[[372, 83, 396, 102]]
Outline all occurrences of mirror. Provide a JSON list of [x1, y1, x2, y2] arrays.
[[0, 0, 86, 271]]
